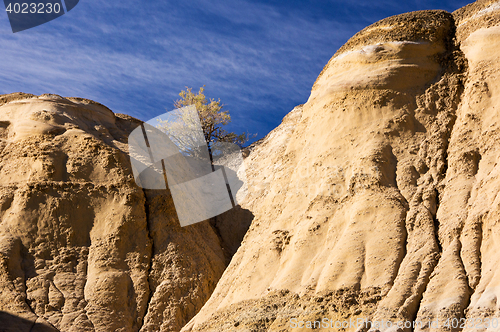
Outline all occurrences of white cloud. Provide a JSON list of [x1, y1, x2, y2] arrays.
[[1, 0, 468, 139]]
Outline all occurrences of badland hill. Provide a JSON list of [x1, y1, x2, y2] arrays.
[[1, 1, 500, 331]]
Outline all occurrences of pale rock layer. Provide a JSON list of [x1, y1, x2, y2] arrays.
[[0, 94, 226, 332], [183, 3, 500, 332], [2, 1, 500, 332]]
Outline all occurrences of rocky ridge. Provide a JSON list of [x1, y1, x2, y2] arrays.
[[0, 93, 228, 332], [2, 1, 500, 331], [183, 1, 500, 331]]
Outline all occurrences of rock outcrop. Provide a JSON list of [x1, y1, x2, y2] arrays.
[[3, 1, 500, 332], [0, 93, 227, 332], [183, 2, 500, 331]]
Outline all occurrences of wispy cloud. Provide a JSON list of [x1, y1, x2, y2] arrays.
[[0, 0, 472, 140]]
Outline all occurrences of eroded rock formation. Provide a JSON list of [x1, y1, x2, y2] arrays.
[[2, 1, 500, 332], [0, 93, 227, 332], [183, 1, 500, 331]]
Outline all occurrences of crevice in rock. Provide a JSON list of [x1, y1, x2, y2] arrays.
[[137, 187, 155, 331], [459, 252, 474, 332], [432, 195, 443, 254], [431, 14, 467, 253], [28, 320, 36, 332], [393, 207, 409, 291], [470, 218, 483, 289], [79, 246, 93, 332], [208, 216, 229, 264], [21, 246, 39, 324], [407, 253, 442, 332], [408, 14, 471, 331], [86, 315, 96, 332], [411, 290, 424, 332], [49, 280, 65, 314]]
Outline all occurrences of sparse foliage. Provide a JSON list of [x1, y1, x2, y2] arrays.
[[156, 86, 253, 163], [173, 86, 251, 148]]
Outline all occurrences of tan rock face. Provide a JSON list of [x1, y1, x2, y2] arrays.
[[3, 2, 500, 332], [0, 94, 226, 332], [183, 4, 500, 332]]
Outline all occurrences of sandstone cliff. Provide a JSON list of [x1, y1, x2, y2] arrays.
[[0, 93, 228, 331], [183, 1, 500, 331], [3, 1, 500, 332]]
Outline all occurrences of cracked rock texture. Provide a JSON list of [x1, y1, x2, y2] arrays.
[[183, 2, 500, 332], [2, 1, 500, 332], [0, 93, 226, 332]]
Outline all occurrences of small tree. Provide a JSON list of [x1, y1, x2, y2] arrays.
[[173, 86, 250, 149], [156, 86, 253, 165]]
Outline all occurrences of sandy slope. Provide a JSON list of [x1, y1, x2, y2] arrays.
[[182, 3, 500, 332]]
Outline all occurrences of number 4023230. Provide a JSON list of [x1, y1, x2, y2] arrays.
[[5, 2, 61, 14]]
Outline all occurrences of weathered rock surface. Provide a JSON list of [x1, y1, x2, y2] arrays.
[[3, 1, 500, 332], [0, 93, 227, 332], [183, 2, 500, 331]]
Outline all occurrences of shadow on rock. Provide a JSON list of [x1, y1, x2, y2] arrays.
[[213, 205, 254, 264], [0, 311, 57, 332]]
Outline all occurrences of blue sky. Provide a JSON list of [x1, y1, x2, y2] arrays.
[[0, 0, 472, 143]]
